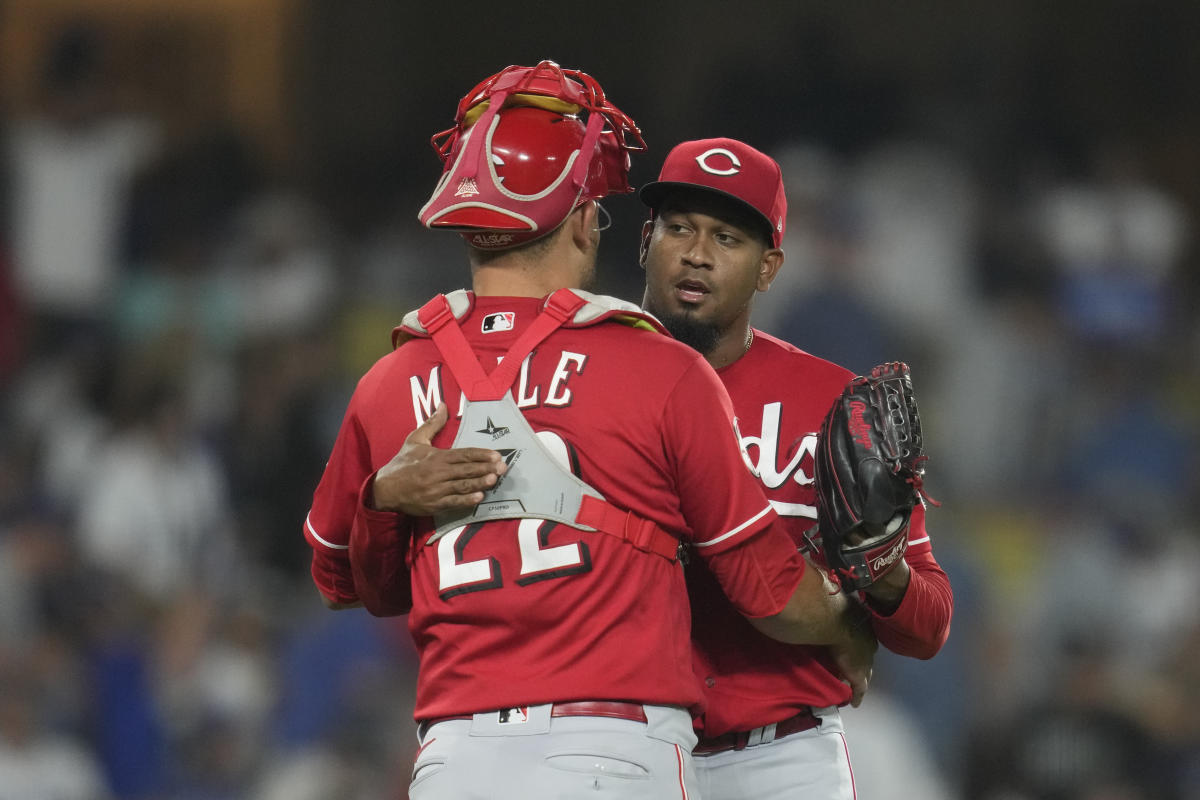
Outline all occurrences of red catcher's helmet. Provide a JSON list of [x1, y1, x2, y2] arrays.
[[418, 60, 646, 250]]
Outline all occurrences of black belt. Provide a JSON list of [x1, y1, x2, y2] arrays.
[[694, 708, 822, 755]]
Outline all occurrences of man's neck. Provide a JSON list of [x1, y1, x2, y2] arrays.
[[471, 262, 577, 298], [705, 322, 753, 370]]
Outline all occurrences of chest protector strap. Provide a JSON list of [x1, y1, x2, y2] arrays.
[[416, 289, 679, 562]]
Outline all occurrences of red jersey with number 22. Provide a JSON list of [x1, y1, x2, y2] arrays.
[[305, 295, 807, 721]]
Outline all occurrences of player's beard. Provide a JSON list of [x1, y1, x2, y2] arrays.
[[653, 309, 721, 358]]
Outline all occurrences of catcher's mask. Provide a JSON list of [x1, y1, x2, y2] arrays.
[[418, 60, 645, 250]]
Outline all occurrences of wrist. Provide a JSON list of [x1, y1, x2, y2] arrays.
[[863, 559, 910, 613]]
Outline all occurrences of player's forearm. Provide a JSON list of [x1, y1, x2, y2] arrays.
[[748, 561, 866, 645], [870, 559, 953, 659]]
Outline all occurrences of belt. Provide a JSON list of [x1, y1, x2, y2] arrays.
[[421, 701, 648, 729], [694, 708, 822, 755]]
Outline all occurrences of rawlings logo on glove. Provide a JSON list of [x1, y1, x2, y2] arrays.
[[812, 362, 937, 591]]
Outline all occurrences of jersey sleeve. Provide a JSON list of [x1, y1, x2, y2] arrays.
[[700, 520, 808, 618], [866, 504, 954, 659], [304, 392, 374, 606], [662, 357, 777, 554], [349, 474, 414, 617], [661, 357, 806, 617]]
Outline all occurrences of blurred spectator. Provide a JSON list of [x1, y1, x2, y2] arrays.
[[0, 662, 110, 800], [845, 141, 980, 344], [1034, 142, 1189, 350], [966, 633, 1173, 800], [226, 335, 340, 579], [83, 577, 167, 800], [75, 374, 239, 602], [214, 190, 339, 343], [927, 294, 1071, 502], [6, 336, 117, 517], [156, 599, 278, 789], [4, 23, 161, 341], [0, 245, 22, 380]]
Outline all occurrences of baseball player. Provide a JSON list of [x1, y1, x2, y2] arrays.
[[638, 138, 954, 799], [303, 64, 875, 800]]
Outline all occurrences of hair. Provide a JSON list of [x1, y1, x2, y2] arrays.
[[467, 206, 575, 265]]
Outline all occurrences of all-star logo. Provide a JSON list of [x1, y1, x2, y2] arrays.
[[477, 418, 511, 440], [488, 448, 521, 492], [454, 177, 480, 198], [470, 232, 515, 247]]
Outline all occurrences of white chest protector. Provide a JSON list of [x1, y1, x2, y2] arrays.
[[394, 288, 680, 562]]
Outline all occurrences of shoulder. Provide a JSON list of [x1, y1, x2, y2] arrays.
[[744, 330, 855, 388]]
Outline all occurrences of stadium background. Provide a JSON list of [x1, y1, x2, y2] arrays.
[[1, 1, 1198, 797]]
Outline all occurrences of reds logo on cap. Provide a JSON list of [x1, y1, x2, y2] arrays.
[[695, 148, 742, 177], [639, 137, 788, 248]]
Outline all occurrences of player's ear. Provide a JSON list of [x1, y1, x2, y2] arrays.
[[756, 248, 784, 293], [638, 219, 654, 269], [568, 201, 600, 253]]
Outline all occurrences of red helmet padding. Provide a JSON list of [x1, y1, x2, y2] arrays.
[[419, 61, 645, 250]]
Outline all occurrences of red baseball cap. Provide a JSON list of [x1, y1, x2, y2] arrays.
[[640, 138, 787, 248]]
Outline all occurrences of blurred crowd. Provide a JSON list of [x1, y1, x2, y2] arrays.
[[2, 24, 1200, 800]]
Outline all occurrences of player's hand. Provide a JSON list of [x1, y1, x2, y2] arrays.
[[828, 604, 877, 707], [370, 403, 507, 516]]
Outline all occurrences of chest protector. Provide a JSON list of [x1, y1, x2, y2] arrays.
[[396, 288, 679, 562]]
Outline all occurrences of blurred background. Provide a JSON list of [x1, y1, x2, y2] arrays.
[[1, 1, 1199, 798]]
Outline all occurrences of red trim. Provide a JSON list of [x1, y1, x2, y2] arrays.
[[412, 737, 436, 762], [839, 731, 857, 799], [675, 743, 690, 800]]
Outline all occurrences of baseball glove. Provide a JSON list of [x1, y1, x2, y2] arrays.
[[813, 361, 934, 591]]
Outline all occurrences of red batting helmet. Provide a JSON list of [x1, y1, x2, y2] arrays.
[[418, 60, 646, 250]]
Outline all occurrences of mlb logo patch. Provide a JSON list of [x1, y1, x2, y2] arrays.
[[497, 707, 529, 725], [482, 312, 515, 333]]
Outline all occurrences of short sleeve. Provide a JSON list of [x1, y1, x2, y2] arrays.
[[662, 358, 777, 553]]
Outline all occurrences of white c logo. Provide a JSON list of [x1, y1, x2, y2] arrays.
[[695, 148, 741, 177]]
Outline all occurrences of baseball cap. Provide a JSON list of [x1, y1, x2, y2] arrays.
[[640, 138, 787, 248]]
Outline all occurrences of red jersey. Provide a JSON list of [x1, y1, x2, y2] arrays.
[[305, 294, 806, 721], [689, 329, 954, 737]]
